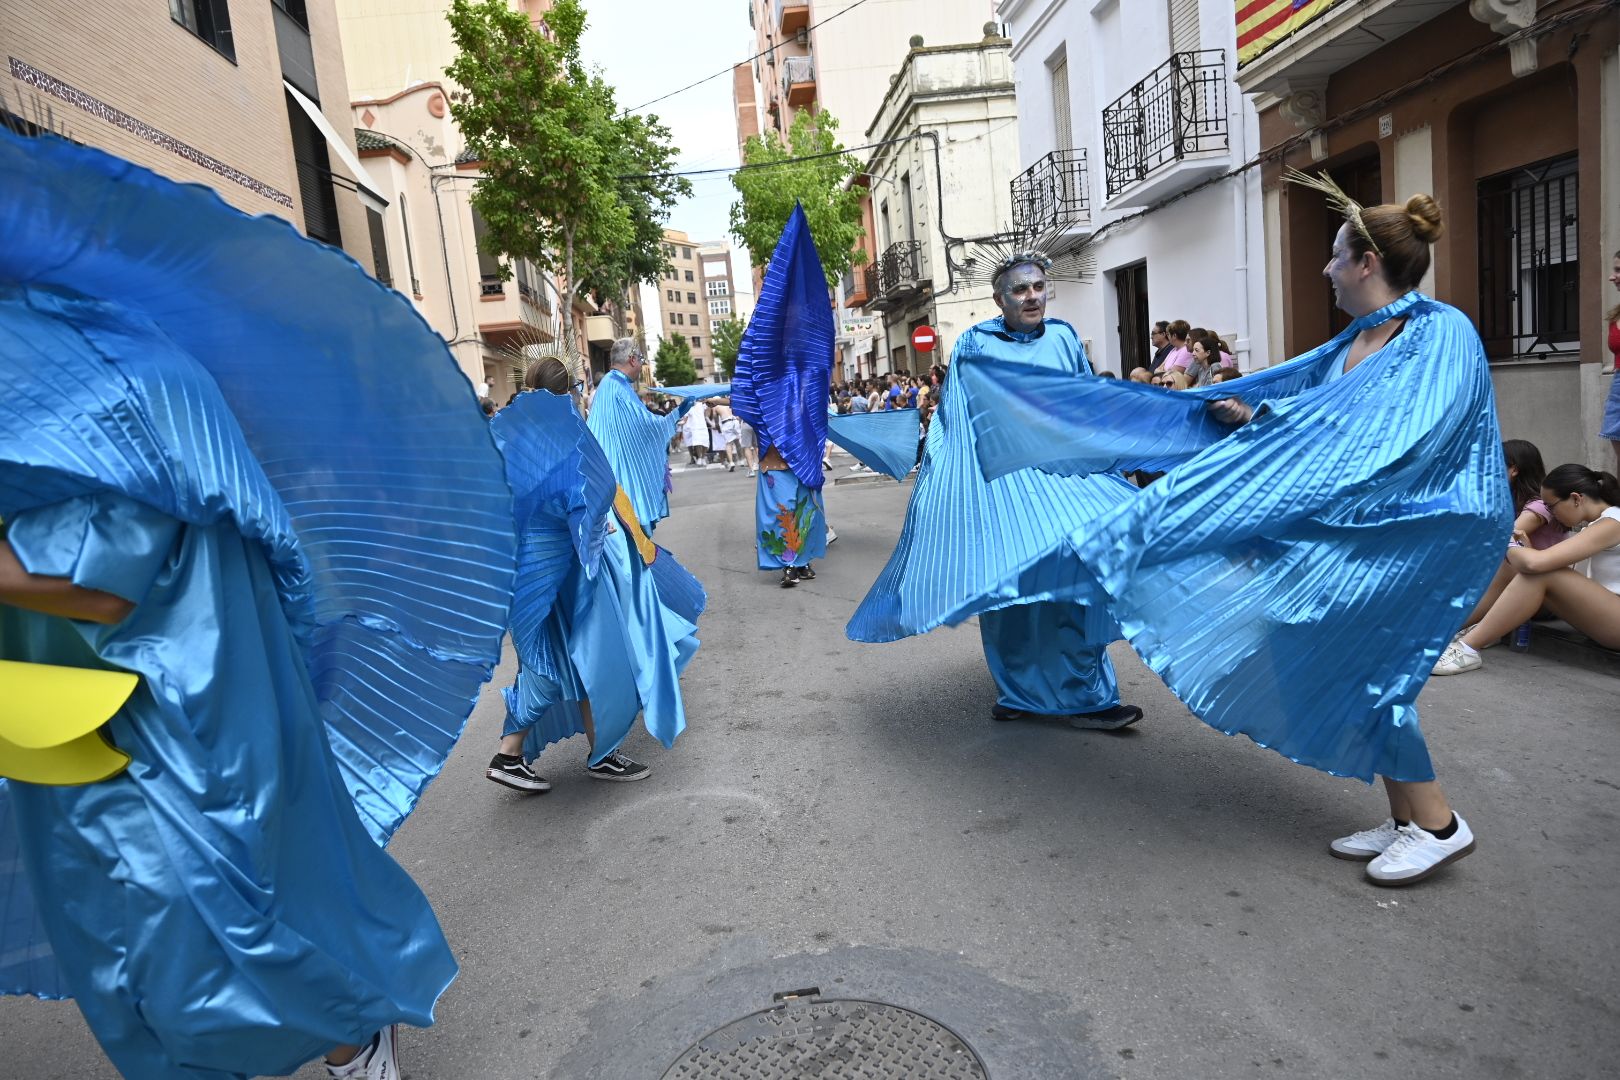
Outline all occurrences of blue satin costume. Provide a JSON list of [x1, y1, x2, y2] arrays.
[[958, 293, 1509, 782], [0, 132, 514, 1076], [492, 392, 705, 766], [587, 369, 683, 533], [732, 205, 834, 572], [847, 316, 1136, 715]]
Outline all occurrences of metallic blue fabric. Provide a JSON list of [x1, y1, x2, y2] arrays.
[[587, 369, 682, 531], [756, 469, 827, 569], [495, 393, 705, 765], [959, 293, 1510, 782], [0, 132, 511, 1070], [656, 382, 732, 400], [847, 317, 1135, 642], [731, 204, 835, 489], [980, 603, 1119, 713], [826, 410, 921, 481]]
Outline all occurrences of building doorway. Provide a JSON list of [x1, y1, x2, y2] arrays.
[[1323, 153, 1382, 337], [1114, 261, 1149, 375]]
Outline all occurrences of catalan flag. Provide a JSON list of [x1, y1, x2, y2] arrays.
[[1237, 0, 1341, 65]]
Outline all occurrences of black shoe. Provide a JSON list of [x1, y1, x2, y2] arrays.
[[486, 753, 550, 792], [780, 568, 798, 588], [797, 563, 816, 580], [991, 704, 1034, 723], [586, 749, 651, 782], [1067, 704, 1144, 731]]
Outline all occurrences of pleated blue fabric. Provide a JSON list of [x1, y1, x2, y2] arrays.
[[731, 204, 835, 490], [656, 382, 732, 400], [847, 317, 1136, 642], [959, 293, 1510, 782], [587, 369, 682, 531], [0, 131, 510, 1073], [826, 410, 922, 481]]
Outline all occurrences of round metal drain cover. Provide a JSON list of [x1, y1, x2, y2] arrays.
[[662, 989, 989, 1079]]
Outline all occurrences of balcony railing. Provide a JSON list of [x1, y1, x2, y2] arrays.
[[865, 240, 925, 311], [782, 55, 815, 107], [1011, 149, 1089, 234], [479, 274, 505, 297], [1101, 50, 1228, 200], [863, 263, 881, 306], [775, 0, 808, 35]]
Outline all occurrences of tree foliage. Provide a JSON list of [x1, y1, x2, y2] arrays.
[[653, 333, 697, 387], [445, 0, 689, 306], [729, 109, 865, 288], [712, 316, 745, 380]]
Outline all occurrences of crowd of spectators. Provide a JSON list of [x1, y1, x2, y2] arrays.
[[1138, 318, 1243, 388]]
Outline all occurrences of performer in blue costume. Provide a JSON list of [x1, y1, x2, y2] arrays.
[[0, 131, 514, 1076], [732, 205, 833, 589], [959, 181, 1505, 887], [587, 338, 693, 533], [846, 248, 1143, 730], [484, 359, 705, 790]]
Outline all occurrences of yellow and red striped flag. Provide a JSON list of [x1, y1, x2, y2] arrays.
[[1237, 0, 1341, 65]]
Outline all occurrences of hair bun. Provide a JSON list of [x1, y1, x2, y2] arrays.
[[1404, 194, 1444, 244]]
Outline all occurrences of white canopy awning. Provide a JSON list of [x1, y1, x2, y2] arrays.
[[283, 80, 388, 215]]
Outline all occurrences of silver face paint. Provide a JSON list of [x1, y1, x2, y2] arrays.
[[995, 262, 1047, 333]]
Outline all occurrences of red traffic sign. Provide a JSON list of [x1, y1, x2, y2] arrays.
[[911, 325, 937, 353]]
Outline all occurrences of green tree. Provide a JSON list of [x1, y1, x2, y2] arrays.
[[653, 333, 697, 387], [712, 316, 745, 380], [729, 109, 866, 288], [444, 0, 687, 306]]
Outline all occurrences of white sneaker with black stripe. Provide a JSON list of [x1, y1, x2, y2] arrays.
[[586, 749, 650, 782]]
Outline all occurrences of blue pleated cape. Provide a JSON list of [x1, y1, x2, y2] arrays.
[[731, 204, 834, 489], [958, 292, 1510, 782], [587, 369, 681, 530], [847, 317, 1136, 641], [826, 409, 921, 481]]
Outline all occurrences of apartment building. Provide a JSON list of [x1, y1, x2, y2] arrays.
[[1238, 0, 1617, 470], [999, 0, 1269, 377], [3, 0, 378, 276], [656, 230, 711, 377]]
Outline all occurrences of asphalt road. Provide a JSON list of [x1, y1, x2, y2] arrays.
[[4, 451, 1617, 1079]]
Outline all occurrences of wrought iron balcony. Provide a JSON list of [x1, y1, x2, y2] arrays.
[[1011, 149, 1089, 234], [1102, 50, 1228, 200], [866, 240, 925, 311], [479, 274, 505, 297], [782, 55, 816, 108], [863, 263, 881, 307]]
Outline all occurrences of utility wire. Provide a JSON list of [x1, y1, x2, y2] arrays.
[[620, 0, 877, 115]]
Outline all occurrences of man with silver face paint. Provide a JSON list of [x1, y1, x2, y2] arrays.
[[847, 254, 1144, 732]]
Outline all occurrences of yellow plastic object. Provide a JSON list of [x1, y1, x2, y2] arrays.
[[612, 487, 658, 567], [0, 659, 136, 785]]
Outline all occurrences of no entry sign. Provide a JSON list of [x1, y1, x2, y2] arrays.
[[911, 325, 937, 352]]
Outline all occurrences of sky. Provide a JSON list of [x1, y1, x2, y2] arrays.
[[578, 0, 757, 295]]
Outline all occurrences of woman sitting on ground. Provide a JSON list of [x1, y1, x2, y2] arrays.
[[1451, 438, 1568, 636], [1435, 463, 1620, 673]]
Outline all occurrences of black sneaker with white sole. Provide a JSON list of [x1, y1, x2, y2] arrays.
[[586, 749, 650, 782], [486, 753, 550, 792], [990, 703, 1143, 730]]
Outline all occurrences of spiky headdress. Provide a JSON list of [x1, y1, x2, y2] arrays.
[[501, 311, 588, 391], [1284, 167, 1382, 257], [959, 226, 1098, 292]]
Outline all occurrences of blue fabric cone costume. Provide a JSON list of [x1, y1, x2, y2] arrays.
[[847, 314, 1135, 716], [0, 131, 514, 1077], [491, 391, 705, 765], [733, 204, 834, 570], [958, 292, 1509, 781]]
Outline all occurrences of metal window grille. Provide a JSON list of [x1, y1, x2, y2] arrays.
[[1011, 149, 1089, 234], [1101, 50, 1228, 199], [1477, 154, 1579, 358]]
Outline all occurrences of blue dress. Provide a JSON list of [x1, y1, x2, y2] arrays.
[[848, 317, 1136, 715], [958, 293, 1510, 781], [756, 466, 827, 569]]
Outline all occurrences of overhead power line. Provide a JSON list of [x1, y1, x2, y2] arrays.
[[621, 0, 877, 115]]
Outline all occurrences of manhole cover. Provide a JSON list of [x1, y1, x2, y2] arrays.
[[662, 987, 989, 1079]]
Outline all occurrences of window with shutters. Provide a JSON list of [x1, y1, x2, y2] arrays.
[[1168, 0, 1200, 54], [366, 208, 392, 288], [1477, 153, 1579, 359], [1050, 53, 1073, 151], [285, 92, 340, 245]]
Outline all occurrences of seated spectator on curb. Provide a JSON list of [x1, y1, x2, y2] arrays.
[[1165, 320, 1192, 372], [1454, 439, 1569, 633], [1434, 463, 1620, 674]]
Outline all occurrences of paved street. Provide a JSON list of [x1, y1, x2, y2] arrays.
[[4, 452, 1617, 1079]]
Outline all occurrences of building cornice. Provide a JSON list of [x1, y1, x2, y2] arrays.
[[1006, 0, 1071, 62], [351, 81, 447, 108]]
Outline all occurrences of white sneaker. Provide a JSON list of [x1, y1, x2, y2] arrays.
[[326, 1026, 398, 1079], [826, 524, 838, 543], [1365, 816, 1475, 886], [1329, 818, 1400, 862], [1431, 639, 1481, 675]]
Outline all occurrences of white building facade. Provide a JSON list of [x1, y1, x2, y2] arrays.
[[999, 0, 1270, 374]]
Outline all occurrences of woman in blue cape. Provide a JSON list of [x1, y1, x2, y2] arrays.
[[0, 132, 514, 1075], [732, 205, 831, 589], [845, 251, 1142, 731], [484, 360, 705, 790], [958, 182, 1508, 887]]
